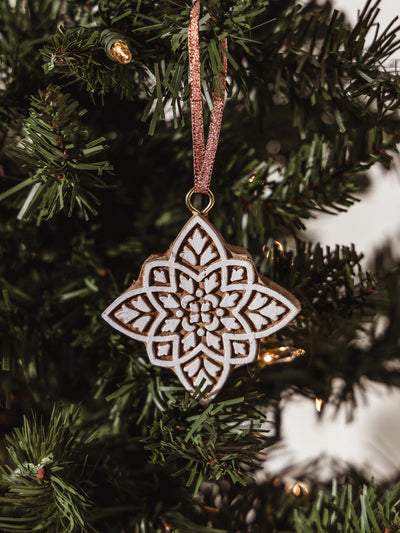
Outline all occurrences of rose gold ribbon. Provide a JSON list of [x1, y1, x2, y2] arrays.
[[188, 0, 228, 193]]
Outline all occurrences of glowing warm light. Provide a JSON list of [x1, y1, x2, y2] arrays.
[[292, 483, 302, 496], [315, 398, 323, 412], [258, 345, 305, 367], [110, 40, 133, 64], [290, 482, 310, 497]]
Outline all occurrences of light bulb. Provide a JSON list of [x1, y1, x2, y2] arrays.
[[290, 482, 310, 497], [258, 345, 305, 367], [315, 398, 323, 412], [110, 40, 132, 64]]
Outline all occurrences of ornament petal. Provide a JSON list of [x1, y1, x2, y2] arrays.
[[220, 292, 239, 308], [102, 290, 158, 342], [159, 294, 180, 309], [161, 319, 181, 333], [188, 228, 207, 255], [205, 273, 220, 293], [114, 305, 140, 324]]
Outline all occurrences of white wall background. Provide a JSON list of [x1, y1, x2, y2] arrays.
[[263, 0, 400, 484]]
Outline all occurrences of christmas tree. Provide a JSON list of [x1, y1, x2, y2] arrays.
[[1, 0, 400, 531]]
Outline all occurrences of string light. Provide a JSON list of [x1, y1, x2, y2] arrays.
[[315, 398, 323, 412], [258, 344, 305, 368], [109, 40, 133, 64], [289, 482, 310, 497], [101, 30, 133, 65]]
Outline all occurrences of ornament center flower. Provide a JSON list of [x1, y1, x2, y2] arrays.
[[173, 282, 230, 342]]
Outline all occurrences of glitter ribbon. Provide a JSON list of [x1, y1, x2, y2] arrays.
[[188, 0, 228, 193]]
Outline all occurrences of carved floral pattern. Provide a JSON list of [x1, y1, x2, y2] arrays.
[[102, 215, 300, 403]]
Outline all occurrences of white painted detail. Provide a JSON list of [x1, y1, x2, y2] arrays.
[[189, 313, 200, 324], [179, 274, 194, 294], [231, 268, 244, 281], [161, 319, 181, 332], [182, 318, 196, 332], [201, 301, 211, 312], [233, 341, 246, 355], [206, 317, 220, 331], [205, 273, 219, 293], [201, 313, 212, 323], [200, 245, 217, 266], [183, 331, 196, 350], [154, 270, 167, 283], [184, 358, 201, 377], [189, 302, 200, 313], [115, 305, 140, 324], [132, 315, 151, 332], [157, 343, 170, 357], [248, 312, 267, 329], [249, 293, 268, 310], [260, 301, 286, 321], [132, 296, 151, 313], [159, 294, 180, 309], [181, 295, 194, 308], [220, 292, 239, 308], [180, 246, 197, 265], [204, 358, 220, 377], [189, 229, 207, 255], [205, 293, 219, 307], [207, 331, 221, 349], [221, 317, 240, 331]]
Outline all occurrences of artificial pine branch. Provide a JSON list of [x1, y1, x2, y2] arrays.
[[42, 28, 150, 101], [0, 86, 113, 223], [0, 404, 97, 533], [0, 0, 71, 124], [41, 1, 400, 132], [293, 479, 400, 533], [195, 476, 400, 532], [1, 0, 400, 531], [145, 392, 269, 495]]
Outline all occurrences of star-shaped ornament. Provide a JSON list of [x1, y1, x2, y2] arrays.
[[102, 214, 300, 403]]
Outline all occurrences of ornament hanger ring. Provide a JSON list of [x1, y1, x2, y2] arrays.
[[185, 187, 215, 215]]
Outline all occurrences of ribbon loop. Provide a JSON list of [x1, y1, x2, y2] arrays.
[[188, 0, 228, 193]]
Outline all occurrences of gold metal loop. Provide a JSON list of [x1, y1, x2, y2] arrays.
[[185, 187, 215, 215]]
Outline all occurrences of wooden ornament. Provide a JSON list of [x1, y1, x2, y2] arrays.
[[102, 214, 300, 403]]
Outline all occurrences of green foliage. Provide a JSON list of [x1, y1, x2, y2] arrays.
[[0, 0, 67, 122], [105, 355, 271, 495], [41, 27, 150, 101], [0, 404, 96, 533], [0, 86, 112, 223], [195, 477, 400, 533], [1, 0, 400, 531], [294, 480, 400, 533], [145, 392, 269, 494], [262, 242, 374, 328], [231, 131, 394, 234]]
